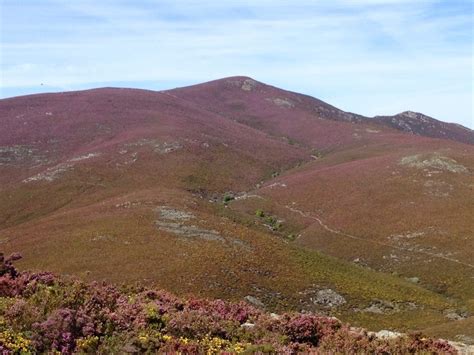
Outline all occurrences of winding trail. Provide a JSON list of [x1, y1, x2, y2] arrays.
[[282, 203, 474, 269]]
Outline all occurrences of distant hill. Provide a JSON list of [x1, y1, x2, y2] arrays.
[[374, 110, 473, 145]]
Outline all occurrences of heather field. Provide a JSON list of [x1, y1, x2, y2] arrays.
[[0, 253, 458, 354]]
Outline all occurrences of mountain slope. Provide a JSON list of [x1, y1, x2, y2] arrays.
[[374, 110, 474, 145], [0, 77, 473, 342], [168, 76, 473, 147]]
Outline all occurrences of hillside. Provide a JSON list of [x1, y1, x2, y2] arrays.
[[0, 76, 473, 344], [0, 254, 459, 354], [374, 111, 474, 145]]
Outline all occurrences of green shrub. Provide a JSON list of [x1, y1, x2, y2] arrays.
[[222, 194, 234, 204]]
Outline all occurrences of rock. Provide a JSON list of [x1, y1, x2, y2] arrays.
[[23, 162, 74, 183], [400, 154, 468, 174], [312, 289, 346, 308], [424, 180, 453, 197], [0, 144, 48, 166], [155, 221, 224, 242], [448, 341, 474, 355], [240, 322, 255, 329], [69, 152, 101, 162], [241, 79, 258, 91], [125, 139, 182, 154], [444, 309, 468, 321], [375, 330, 403, 339], [363, 300, 397, 314], [156, 207, 195, 221], [244, 295, 265, 308], [406, 276, 420, 284], [455, 335, 474, 345], [266, 97, 295, 108], [154, 206, 231, 243], [365, 128, 380, 133]]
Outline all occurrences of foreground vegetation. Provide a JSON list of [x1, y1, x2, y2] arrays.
[[0, 253, 455, 354]]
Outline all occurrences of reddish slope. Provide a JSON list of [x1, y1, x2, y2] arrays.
[[167, 76, 381, 150], [169, 76, 473, 148], [1, 77, 473, 342], [0, 87, 309, 187], [228, 136, 474, 305]]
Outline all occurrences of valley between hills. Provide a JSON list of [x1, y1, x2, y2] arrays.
[[1, 76, 473, 348]]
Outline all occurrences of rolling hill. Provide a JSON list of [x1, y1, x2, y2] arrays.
[[1, 76, 473, 344]]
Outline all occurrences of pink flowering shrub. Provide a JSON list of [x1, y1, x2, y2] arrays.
[[0, 253, 457, 354], [282, 314, 341, 345]]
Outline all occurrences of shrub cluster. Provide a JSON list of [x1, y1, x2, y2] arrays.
[[255, 210, 282, 231], [0, 253, 455, 354]]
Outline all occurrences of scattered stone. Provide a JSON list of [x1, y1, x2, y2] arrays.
[[444, 309, 468, 321], [363, 300, 397, 314], [155, 206, 224, 242], [265, 182, 287, 189], [23, 162, 73, 183], [266, 97, 295, 108], [233, 193, 263, 201], [448, 341, 474, 354], [270, 313, 280, 320], [241, 79, 258, 91], [69, 152, 101, 162], [115, 201, 142, 209], [125, 139, 182, 154], [312, 289, 346, 308], [240, 322, 255, 329], [352, 257, 369, 267], [244, 295, 265, 308], [0, 145, 48, 166], [455, 335, 474, 345], [362, 300, 418, 313], [365, 128, 380, 133], [375, 330, 403, 339], [424, 180, 454, 197], [389, 231, 425, 241], [406, 276, 420, 284], [400, 154, 468, 173], [91, 235, 115, 242], [156, 207, 195, 221], [155, 221, 224, 242], [405, 302, 418, 310]]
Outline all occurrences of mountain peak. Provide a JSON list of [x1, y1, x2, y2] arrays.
[[398, 110, 427, 119], [189, 76, 262, 92], [374, 110, 473, 144]]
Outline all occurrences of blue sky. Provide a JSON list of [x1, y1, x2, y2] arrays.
[[1, 0, 473, 128]]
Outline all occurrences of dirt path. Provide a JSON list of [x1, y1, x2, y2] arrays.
[[282, 203, 474, 269]]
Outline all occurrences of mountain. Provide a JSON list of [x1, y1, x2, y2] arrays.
[[1, 76, 473, 343], [374, 110, 474, 145]]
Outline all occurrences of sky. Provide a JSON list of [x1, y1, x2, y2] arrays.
[[1, 0, 473, 128]]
